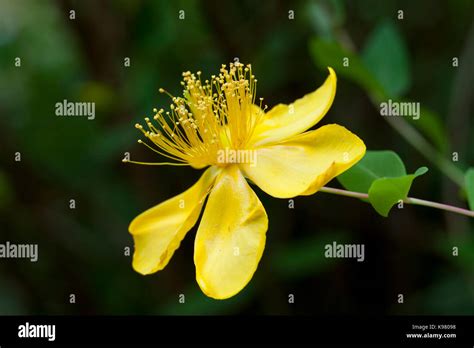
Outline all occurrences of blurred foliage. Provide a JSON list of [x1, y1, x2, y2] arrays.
[[361, 20, 411, 97], [0, 0, 473, 315], [466, 169, 474, 210], [310, 33, 449, 152]]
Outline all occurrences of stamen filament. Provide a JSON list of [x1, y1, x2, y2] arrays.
[[127, 62, 263, 169]]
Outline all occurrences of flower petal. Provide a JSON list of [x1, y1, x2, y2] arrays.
[[250, 67, 336, 146], [194, 165, 268, 299], [129, 167, 219, 275], [241, 124, 366, 199]]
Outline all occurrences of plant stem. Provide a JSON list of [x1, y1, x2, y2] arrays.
[[319, 186, 474, 218], [380, 114, 465, 187]]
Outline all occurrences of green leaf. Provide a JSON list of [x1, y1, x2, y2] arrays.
[[368, 167, 428, 217], [465, 168, 474, 211], [337, 150, 428, 217], [361, 20, 411, 97], [337, 150, 406, 193]]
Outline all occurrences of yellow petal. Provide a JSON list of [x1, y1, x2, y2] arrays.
[[241, 124, 366, 199], [250, 67, 337, 146], [129, 167, 219, 275], [194, 165, 268, 299]]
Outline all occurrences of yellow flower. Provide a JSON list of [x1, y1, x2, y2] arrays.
[[126, 62, 366, 299]]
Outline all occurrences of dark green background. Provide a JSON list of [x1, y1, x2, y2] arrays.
[[0, 0, 473, 315]]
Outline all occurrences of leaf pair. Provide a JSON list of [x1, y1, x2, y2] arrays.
[[337, 150, 428, 217]]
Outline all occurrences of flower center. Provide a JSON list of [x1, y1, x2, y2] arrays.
[[134, 62, 265, 169]]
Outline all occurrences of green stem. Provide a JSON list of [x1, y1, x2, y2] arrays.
[[319, 186, 474, 218], [380, 113, 465, 187]]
